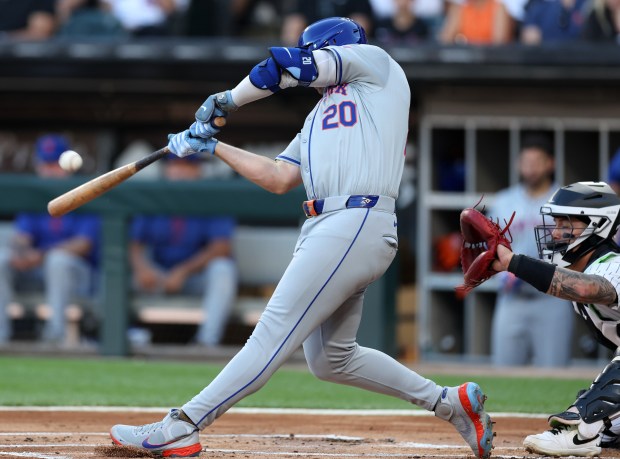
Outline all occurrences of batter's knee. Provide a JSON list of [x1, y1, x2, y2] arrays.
[[305, 341, 357, 383], [305, 351, 333, 381]]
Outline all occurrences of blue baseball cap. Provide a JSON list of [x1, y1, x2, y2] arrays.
[[609, 148, 620, 184], [36, 134, 70, 163]]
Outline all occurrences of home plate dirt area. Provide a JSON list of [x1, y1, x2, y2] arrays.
[[2, 409, 620, 459]]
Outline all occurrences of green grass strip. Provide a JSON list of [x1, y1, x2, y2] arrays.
[[0, 356, 591, 413]]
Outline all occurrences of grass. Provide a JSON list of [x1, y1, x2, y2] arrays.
[[0, 356, 591, 413]]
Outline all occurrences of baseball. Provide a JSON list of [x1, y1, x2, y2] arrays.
[[58, 150, 83, 172]]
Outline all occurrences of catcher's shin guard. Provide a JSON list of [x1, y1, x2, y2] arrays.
[[550, 357, 620, 440], [547, 389, 588, 428], [577, 357, 620, 424]]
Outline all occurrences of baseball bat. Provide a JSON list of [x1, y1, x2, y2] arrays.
[[47, 117, 226, 218]]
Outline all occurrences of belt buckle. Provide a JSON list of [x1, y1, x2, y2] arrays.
[[303, 199, 318, 218], [346, 195, 379, 209]]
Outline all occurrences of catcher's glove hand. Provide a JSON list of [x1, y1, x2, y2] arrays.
[[455, 201, 515, 296]]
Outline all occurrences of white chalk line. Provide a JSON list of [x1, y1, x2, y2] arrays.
[[0, 453, 71, 459], [0, 433, 108, 437], [201, 449, 489, 458], [0, 444, 101, 448]]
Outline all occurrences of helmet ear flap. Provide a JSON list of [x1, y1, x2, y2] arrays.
[[354, 20, 367, 44]]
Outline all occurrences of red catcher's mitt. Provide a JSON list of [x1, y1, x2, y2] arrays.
[[455, 203, 515, 297]]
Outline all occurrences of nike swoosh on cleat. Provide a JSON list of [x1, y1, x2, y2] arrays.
[[573, 434, 598, 445], [142, 438, 180, 449]]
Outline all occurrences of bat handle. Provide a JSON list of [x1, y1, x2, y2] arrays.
[[147, 117, 224, 167], [212, 116, 226, 128], [135, 147, 170, 172]]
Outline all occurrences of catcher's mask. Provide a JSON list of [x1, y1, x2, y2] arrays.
[[535, 181, 620, 267], [297, 17, 367, 50]]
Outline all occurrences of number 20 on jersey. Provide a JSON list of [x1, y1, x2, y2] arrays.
[[322, 101, 358, 129]]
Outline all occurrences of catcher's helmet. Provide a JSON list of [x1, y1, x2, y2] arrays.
[[297, 17, 367, 50], [535, 181, 620, 267]]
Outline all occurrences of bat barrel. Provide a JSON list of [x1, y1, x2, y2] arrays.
[[46, 119, 226, 217], [47, 165, 136, 217]]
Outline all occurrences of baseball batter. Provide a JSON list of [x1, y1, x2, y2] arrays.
[[109, 17, 494, 459]]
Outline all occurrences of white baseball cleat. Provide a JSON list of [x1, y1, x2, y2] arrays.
[[434, 382, 495, 458], [110, 409, 201, 457], [523, 424, 601, 457]]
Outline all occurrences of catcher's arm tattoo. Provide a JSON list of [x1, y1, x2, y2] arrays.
[[548, 268, 618, 304]]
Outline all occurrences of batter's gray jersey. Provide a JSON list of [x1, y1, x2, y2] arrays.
[[276, 44, 409, 199], [575, 251, 620, 350]]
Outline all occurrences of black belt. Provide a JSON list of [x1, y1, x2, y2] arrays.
[[302, 195, 380, 217]]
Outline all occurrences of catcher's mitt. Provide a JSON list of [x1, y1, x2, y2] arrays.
[[455, 202, 515, 296]]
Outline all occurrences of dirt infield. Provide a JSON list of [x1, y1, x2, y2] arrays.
[[1, 409, 619, 458]]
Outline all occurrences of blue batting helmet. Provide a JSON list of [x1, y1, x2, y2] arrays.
[[297, 17, 367, 50]]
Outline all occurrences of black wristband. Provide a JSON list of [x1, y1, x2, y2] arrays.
[[507, 254, 556, 293]]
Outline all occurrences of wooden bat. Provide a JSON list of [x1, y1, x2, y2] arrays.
[[47, 117, 226, 218]]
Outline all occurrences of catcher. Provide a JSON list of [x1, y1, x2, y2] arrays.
[[460, 181, 620, 457]]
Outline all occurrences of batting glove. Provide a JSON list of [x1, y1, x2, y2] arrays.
[[189, 120, 223, 140], [192, 90, 237, 139], [167, 130, 218, 157]]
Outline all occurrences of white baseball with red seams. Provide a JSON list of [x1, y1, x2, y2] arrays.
[[58, 150, 83, 172]]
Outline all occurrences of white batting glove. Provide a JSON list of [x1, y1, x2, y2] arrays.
[[189, 120, 222, 140]]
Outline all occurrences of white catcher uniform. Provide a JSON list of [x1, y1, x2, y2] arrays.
[[574, 250, 620, 352], [181, 44, 445, 429]]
